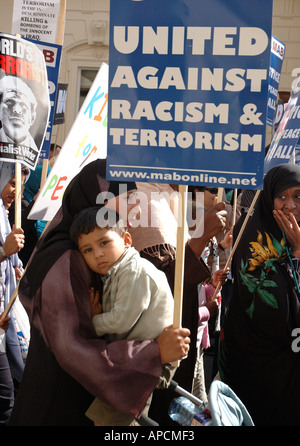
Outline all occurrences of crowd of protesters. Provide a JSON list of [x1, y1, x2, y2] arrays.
[[0, 156, 300, 426]]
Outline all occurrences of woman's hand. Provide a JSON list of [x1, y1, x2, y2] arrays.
[[204, 202, 227, 241], [273, 210, 300, 258], [211, 268, 229, 288], [156, 325, 190, 364], [0, 313, 10, 332], [3, 225, 25, 257], [189, 202, 227, 258], [205, 298, 219, 317], [14, 267, 22, 282], [220, 227, 233, 250], [90, 287, 102, 317]]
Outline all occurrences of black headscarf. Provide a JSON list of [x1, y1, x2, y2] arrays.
[[20, 159, 136, 296], [235, 163, 300, 254]]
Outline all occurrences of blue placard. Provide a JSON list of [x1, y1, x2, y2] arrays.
[[264, 75, 300, 173], [107, 0, 273, 190], [266, 36, 285, 127], [26, 39, 62, 160]]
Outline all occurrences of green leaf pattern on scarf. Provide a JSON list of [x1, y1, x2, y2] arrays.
[[240, 231, 287, 318]]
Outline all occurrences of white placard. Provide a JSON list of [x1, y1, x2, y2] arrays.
[[12, 0, 62, 44], [28, 63, 109, 222]]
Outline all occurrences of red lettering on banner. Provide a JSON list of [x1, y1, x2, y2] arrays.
[[0, 55, 5, 72], [51, 176, 67, 200], [43, 49, 55, 64], [0, 55, 45, 84], [6, 56, 15, 75]]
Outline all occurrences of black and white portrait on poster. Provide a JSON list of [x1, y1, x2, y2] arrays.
[[0, 33, 50, 169]]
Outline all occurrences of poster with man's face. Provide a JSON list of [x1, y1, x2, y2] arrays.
[[0, 33, 50, 169]]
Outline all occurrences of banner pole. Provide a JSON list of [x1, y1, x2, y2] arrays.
[[217, 188, 223, 203], [232, 188, 238, 226], [2, 163, 24, 319], [56, 0, 66, 46], [1, 162, 23, 319], [0, 274, 23, 319], [40, 159, 49, 189], [211, 189, 261, 300], [14, 161, 22, 228], [172, 184, 187, 367]]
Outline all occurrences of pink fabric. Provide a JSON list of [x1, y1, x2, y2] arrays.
[[198, 306, 210, 349], [197, 284, 222, 349], [205, 283, 221, 300]]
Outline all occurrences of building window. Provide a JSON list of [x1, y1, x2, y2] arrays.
[[79, 69, 98, 110]]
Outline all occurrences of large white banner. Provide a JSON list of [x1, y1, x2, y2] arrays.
[[28, 63, 108, 221]]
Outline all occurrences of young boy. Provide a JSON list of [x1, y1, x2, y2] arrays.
[[70, 206, 175, 426]]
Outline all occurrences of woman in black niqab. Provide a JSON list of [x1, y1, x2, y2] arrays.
[[219, 163, 300, 426]]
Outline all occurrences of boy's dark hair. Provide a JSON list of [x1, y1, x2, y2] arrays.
[[70, 206, 126, 245]]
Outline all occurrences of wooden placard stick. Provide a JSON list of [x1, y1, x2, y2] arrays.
[[40, 159, 49, 189], [172, 184, 188, 367], [14, 161, 22, 228], [211, 189, 261, 300], [217, 187, 223, 203], [1, 162, 24, 319], [56, 0, 66, 46], [232, 188, 238, 226], [0, 272, 23, 319]]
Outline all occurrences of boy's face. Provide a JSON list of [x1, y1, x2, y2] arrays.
[[78, 227, 132, 275]]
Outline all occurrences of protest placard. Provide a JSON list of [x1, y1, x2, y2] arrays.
[[272, 98, 288, 137], [53, 82, 68, 125], [266, 36, 285, 127], [12, 0, 63, 45], [264, 74, 300, 173], [289, 142, 300, 165], [20, 0, 66, 161], [28, 62, 108, 221], [0, 33, 50, 169], [27, 39, 62, 160], [107, 0, 273, 331], [106, 0, 273, 191], [2, 1, 64, 320]]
